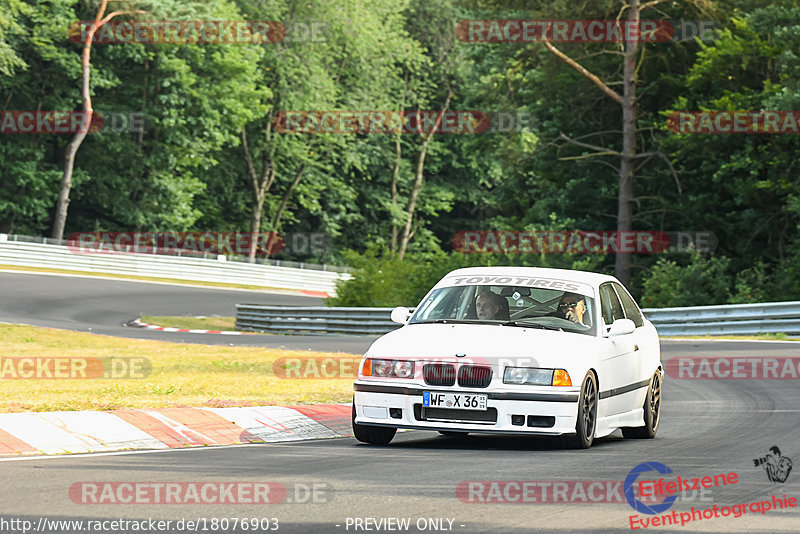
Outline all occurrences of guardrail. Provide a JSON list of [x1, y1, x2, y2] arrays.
[[235, 302, 800, 337], [236, 305, 410, 335], [0, 233, 349, 272], [642, 301, 800, 336], [0, 239, 350, 296]]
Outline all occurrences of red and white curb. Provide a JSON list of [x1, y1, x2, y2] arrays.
[[0, 404, 352, 456], [126, 318, 256, 335], [299, 290, 332, 298]]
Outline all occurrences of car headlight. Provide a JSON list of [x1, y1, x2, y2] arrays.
[[360, 359, 415, 379], [393, 360, 414, 378], [504, 367, 553, 385], [503, 367, 572, 386], [373, 359, 393, 377]]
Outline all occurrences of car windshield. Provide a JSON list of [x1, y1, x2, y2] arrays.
[[409, 283, 597, 336]]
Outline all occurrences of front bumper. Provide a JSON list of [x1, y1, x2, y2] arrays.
[[353, 381, 580, 435]]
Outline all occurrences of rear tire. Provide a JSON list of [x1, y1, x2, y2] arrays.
[[564, 372, 597, 449], [352, 403, 396, 445], [622, 372, 661, 439]]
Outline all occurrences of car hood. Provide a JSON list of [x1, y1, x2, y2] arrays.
[[365, 323, 599, 369]]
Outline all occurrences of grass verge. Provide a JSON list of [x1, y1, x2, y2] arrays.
[[0, 324, 359, 412], [140, 315, 238, 331]]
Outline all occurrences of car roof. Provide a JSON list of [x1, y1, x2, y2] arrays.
[[437, 266, 620, 287]]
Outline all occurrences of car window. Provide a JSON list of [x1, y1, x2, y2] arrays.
[[410, 283, 597, 336], [415, 285, 472, 321], [613, 283, 644, 328], [599, 283, 625, 326]]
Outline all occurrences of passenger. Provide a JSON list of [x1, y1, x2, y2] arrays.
[[476, 291, 510, 321]]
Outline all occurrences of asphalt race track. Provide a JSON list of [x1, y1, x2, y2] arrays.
[[2, 271, 800, 532], [0, 271, 375, 353]]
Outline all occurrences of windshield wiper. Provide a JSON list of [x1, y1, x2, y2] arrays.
[[414, 319, 496, 324], [501, 320, 563, 331]]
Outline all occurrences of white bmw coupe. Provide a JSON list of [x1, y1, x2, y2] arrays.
[[352, 267, 662, 448]]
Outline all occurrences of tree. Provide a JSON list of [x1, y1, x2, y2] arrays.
[[0, 0, 28, 76], [538, 0, 677, 284], [235, 0, 425, 261], [51, 0, 145, 240], [397, 91, 453, 259], [0, 0, 86, 234], [394, 0, 466, 259], [660, 4, 800, 298]]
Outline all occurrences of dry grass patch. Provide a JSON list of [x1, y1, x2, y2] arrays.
[[140, 315, 238, 331], [0, 324, 359, 412]]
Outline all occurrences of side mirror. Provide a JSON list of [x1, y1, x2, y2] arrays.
[[390, 306, 411, 325], [608, 318, 636, 337]]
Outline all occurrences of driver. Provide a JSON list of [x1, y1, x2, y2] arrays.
[[554, 292, 589, 327]]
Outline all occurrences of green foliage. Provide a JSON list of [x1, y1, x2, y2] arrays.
[[3, 0, 800, 308], [328, 247, 486, 307], [641, 254, 732, 308], [0, 141, 60, 234], [329, 239, 610, 307], [730, 262, 771, 304], [0, 0, 29, 76]]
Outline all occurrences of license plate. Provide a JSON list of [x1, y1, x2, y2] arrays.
[[423, 391, 487, 411]]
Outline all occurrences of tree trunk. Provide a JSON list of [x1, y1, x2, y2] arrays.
[[248, 195, 264, 259], [541, 2, 650, 285], [264, 164, 305, 259], [615, 0, 639, 286], [242, 123, 276, 262], [398, 92, 453, 260], [51, 5, 102, 240], [390, 77, 408, 257], [52, 1, 145, 240], [389, 129, 402, 256], [271, 164, 305, 231]]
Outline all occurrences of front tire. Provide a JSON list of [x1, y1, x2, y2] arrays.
[[564, 372, 597, 449], [352, 403, 396, 445], [622, 371, 662, 439]]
